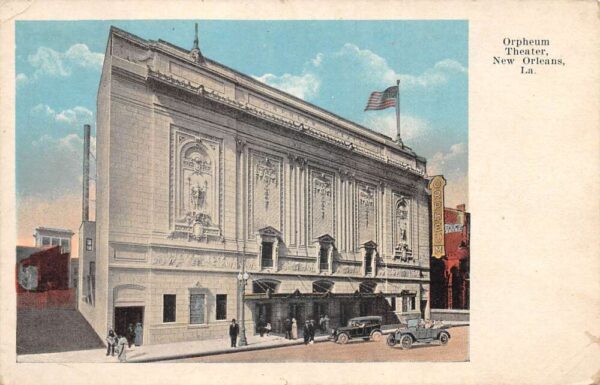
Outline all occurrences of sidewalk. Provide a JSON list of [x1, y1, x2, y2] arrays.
[[17, 323, 468, 363], [17, 332, 329, 363]]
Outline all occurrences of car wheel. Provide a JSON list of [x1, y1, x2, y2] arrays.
[[370, 330, 383, 342], [439, 332, 449, 345], [337, 333, 349, 344], [400, 335, 413, 350], [386, 334, 396, 347]]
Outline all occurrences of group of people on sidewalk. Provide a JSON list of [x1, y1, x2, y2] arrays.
[[105, 322, 143, 362]]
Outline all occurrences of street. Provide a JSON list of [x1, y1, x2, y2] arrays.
[[172, 326, 468, 363]]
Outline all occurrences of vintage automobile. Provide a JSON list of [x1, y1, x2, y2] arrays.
[[330, 316, 383, 344], [386, 318, 450, 349]]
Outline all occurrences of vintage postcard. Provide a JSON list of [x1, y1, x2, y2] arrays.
[[0, 1, 598, 385]]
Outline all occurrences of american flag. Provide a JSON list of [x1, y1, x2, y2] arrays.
[[364, 85, 398, 111]]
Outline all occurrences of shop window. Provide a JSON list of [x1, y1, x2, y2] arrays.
[[216, 294, 227, 320], [261, 242, 273, 268], [163, 294, 177, 323], [86, 238, 93, 251], [401, 295, 416, 312]]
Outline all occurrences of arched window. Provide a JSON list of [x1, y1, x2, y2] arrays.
[[313, 280, 334, 293], [359, 281, 377, 294], [252, 279, 280, 294]]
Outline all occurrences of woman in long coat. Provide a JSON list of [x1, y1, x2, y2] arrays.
[[291, 318, 298, 339], [117, 335, 128, 362]]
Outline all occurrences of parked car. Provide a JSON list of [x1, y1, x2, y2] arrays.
[[386, 318, 450, 349], [330, 316, 383, 344]]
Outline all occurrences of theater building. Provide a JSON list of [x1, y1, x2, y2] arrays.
[[79, 26, 432, 345]]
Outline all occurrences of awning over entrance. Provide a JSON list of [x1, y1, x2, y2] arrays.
[[244, 289, 416, 301]]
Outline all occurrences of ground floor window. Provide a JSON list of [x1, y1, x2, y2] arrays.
[[189, 294, 205, 324], [216, 294, 227, 320], [163, 294, 176, 323]]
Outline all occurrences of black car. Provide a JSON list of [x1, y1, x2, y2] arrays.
[[330, 316, 383, 344]]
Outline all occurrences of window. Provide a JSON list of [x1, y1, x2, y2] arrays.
[[401, 295, 416, 312], [60, 239, 70, 252], [319, 247, 329, 270], [252, 280, 279, 294], [261, 242, 273, 268], [42, 237, 50, 246], [359, 281, 376, 294], [313, 280, 334, 293], [390, 297, 397, 311], [86, 238, 93, 251], [163, 294, 177, 323], [364, 249, 373, 274], [216, 294, 227, 320], [51, 238, 59, 246], [189, 294, 205, 324]]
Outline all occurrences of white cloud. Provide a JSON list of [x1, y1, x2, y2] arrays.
[[26, 43, 103, 80], [32, 104, 93, 128], [335, 43, 466, 89], [254, 72, 320, 100], [310, 53, 324, 67], [428, 142, 467, 176], [363, 112, 431, 141], [16, 73, 29, 85]]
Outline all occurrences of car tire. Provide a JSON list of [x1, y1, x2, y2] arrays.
[[370, 330, 383, 342], [386, 334, 396, 347], [439, 332, 449, 345], [400, 335, 413, 350], [337, 333, 349, 344]]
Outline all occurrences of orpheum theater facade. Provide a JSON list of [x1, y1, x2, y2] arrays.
[[79, 26, 432, 345]]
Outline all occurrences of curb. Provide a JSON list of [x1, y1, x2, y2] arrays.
[[129, 336, 331, 363]]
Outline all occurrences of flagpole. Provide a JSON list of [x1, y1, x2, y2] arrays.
[[396, 79, 403, 147]]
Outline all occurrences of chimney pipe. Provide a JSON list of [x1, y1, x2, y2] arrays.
[[82, 124, 90, 222]]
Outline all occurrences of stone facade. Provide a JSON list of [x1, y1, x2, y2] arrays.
[[78, 27, 431, 345]]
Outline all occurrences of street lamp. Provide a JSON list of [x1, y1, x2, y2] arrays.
[[237, 271, 249, 346]]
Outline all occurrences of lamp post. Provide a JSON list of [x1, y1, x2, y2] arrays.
[[237, 271, 249, 346]]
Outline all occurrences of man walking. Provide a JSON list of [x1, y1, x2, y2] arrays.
[[303, 320, 311, 345], [284, 318, 292, 339], [229, 319, 239, 348], [309, 319, 316, 343]]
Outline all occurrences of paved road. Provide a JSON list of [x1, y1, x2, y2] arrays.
[[173, 326, 468, 362]]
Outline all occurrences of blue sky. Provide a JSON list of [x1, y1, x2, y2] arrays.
[[16, 20, 468, 249]]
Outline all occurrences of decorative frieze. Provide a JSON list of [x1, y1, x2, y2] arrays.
[[309, 168, 335, 239], [248, 150, 284, 235], [151, 249, 238, 269], [279, 259, 315, 273]]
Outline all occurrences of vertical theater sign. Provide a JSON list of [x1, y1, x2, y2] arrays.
[[429, 176, 446, 258]]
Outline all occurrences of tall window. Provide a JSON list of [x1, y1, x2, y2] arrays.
[[261, 242, 273, 268], [364, 249, 373, 275], [401, 295, 416, 312], [216, 294, 227, 320], [319, 247, 329, 271], [86, 238, 93, 251], [163, 294, 177, 323]]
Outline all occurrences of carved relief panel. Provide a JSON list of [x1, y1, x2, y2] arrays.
[[392, 192, 413, 261], [309, 168, 335, 239], [357, 181, 377, 244], [248, 149, 284, 236], [169, 126, 223, 241]]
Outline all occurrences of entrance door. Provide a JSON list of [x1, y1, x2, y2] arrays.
[[340, 302, 354, 326], [255, 303, 272, 333], [288, 303, 305, 334], [114, 306, 144, 342]]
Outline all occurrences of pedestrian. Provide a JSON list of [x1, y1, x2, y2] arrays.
[[258, 319, 265, 337], [309, 319, 316, 343], [265, 322, 272, 336], [303, 321, 311, 345], [291, 318, 298, 339], [229, 318, 239, 348], [284, 318, 292, 339], [126, 323, 135, 348], [324, 314, 330, 332], [319, 315, 326, 333], [105, 328, 116, 356], [134, 322, 143, 346], [117, 334, 128, 362]]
